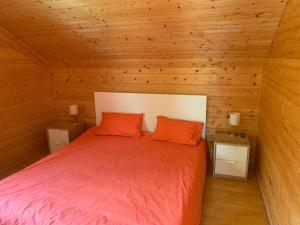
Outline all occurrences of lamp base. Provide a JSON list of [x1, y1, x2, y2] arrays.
[[229, 127, 239, 137], [70, 115, 78, 123]]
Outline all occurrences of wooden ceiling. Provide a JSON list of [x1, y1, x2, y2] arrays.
[[0, 0, 287, 63]]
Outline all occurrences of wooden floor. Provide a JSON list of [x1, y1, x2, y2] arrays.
[[201, 170, 269, 225], [1, 159, 269, 225]]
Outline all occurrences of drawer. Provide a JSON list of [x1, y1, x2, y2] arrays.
[[215, 159, 247, 178], [49, 141, 68, 153], [48, 129, 69, 152], [48, 129, 69, 143], [216, 144, 248, 162]]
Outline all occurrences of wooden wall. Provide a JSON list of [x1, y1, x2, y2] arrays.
[[257, 0, 300, 224], [0, 28, 55, 176], [52, 59, 263, 160], [41, 0, 286, 161], [0, 1, 287, 168]]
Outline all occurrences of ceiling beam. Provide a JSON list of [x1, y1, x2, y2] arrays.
[[0, 25, 47, 68]]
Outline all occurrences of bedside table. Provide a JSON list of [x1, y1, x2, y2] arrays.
[[46, 121, 85, 153], [213, 132, 250, 181]]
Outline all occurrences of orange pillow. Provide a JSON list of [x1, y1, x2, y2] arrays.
[[95, 112, 143, 138], [151, 116, 204, 145]]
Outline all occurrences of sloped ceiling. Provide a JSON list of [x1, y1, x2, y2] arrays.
[[0, 0, 287, 63]]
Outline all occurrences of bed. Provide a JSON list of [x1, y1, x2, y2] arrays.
[[0, 92, 208, 225]]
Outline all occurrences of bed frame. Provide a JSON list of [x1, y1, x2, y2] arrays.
[[94, 92, 207, 138]]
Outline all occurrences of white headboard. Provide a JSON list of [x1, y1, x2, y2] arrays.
[[95, 92, 207, 138]]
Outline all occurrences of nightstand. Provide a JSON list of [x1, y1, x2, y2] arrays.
[[46, 121, 85, 153], [213, 132, 250, 181]]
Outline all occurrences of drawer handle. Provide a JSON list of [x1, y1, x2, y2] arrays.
[[227, 160, 237, 164], [55, 141, 62, 145]]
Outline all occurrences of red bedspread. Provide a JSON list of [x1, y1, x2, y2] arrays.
[[0, 128, 207, 225]]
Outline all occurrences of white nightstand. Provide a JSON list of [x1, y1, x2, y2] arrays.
[[213, 132, 250, 181], [46, 121, 85, 153]]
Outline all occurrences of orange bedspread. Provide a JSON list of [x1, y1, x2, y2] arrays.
[[0, 128, 207, 225]]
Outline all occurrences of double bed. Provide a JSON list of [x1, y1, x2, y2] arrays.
[[0, 92, 208, 225]]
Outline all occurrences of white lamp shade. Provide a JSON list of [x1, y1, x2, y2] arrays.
[[229, 112, 240, 126], [69, 104, 78, 115]]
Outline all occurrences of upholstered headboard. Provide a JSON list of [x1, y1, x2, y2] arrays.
[[95, 92, 207, 138]]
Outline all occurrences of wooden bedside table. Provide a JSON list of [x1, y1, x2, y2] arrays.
[[46, 121, 85, 153], [213, 132, 250, 181]]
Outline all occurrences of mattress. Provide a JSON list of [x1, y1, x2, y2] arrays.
[[0, 128, 207, 225]]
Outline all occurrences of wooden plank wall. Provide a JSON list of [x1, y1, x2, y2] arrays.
[[257, 0, 300, 224], [0, 30, 55, 176], [0, 0, 287, 166], [52, 59, 263, 160], [42, 0, 286, 161]]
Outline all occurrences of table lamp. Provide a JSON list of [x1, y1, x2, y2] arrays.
[[69, 104, 78, 122], [229, 112, 240, 136]]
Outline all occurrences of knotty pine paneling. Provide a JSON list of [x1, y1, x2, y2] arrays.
[[0, 0, 287, 61], [36, 0, 284, 163], [0, 0, 286, 167], [52, 57, 262, 161], [0, 37, 55, 176], [0, 0, 287, 163], [257, 0, 300, 224]]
